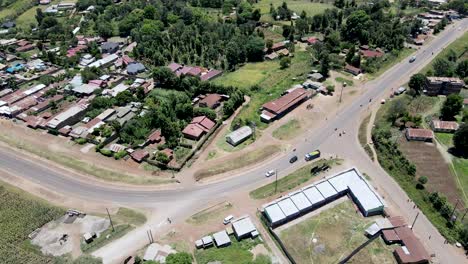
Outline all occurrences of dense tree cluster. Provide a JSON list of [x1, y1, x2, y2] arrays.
[[74, 0, 264, 70]]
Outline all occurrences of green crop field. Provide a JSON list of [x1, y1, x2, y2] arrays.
[[254, 0, 334, 22], [0, 182, 64, 263]]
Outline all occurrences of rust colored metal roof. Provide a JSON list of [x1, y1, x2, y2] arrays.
[[406, 128, 434, 139], [431, 120, 459, 130], [262, 88, 309, 115], [394, 226, 430, 264]]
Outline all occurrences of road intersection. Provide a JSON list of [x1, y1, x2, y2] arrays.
[[0, 18, 467, 263]]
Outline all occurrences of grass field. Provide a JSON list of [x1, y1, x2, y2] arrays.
[[216, 128, 257, 152], [113, 208, 147, 226], [368, 48, 415, 79], [0, 181, 64, 263], [254, 0, 333, 23], [215, 51, 312, 129], [186, 201, 232, 225], [435, 132, 454, 148], [335, 76, 354, 87], [358, 114, 374, 161], [194, 145, 282, 180], [421, 31, 468, 74], [194, 236, 265, 264], [451, 158, 468, 206], [0, 0, 33, 21], [277, 199, 396, 264], [272, 119, 301, 140], [250, 158, 342, 199], [81, 224, 133, 253]]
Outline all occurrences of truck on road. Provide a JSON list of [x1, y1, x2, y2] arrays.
[[305, 150, 320, 161]]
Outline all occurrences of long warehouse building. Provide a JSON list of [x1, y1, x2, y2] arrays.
[[262, 168, 385, 227]]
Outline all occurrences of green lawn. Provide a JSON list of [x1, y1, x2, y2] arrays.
[[335, 76, 354, 87], [81, 224, 133, 253], [435, 132, 454, 148], [0, 0, 32, 20], [254, 0, 334, 22], [194, 236, 265, 264], [278, 200, 396, 264], [451, 158, 468, 206], [421, 31, 468, 74], [272, 119, 301, 140], [215, 51, 311, 129], [194, 145, 282, 180], [250, 158, 342, 199]]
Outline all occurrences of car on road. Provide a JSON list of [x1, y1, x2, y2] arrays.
[[223, 215, 234, 224], [305, 150, 321, 161], [265, 170, 276, 177], [409, 56, 416, 63], [289, 155, 298, 163], [395, 86, 406, 95]]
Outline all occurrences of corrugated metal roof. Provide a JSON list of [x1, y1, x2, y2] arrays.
[[264, 203, 286, 224], [277, 197, 299, 217], [316, 181, 337, 199], [302, 186, 325, 205], [290, 191, 312, 211]]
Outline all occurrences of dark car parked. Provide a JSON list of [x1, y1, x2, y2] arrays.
[[289, 155, 298, 163]]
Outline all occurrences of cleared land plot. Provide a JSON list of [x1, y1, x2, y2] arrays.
[[186, 201, 233, 225], [250, 158, 342, 199], [195, 236, 266, 264], [399, 138, 460, 205], [194, 145, 281, 180], [214, 51, 311, 128], [277, 200, 395, 264], [272, 119, 302, 140]]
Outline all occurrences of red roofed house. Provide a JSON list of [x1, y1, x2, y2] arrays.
[[200, 69, 223, 81], [182, 116, 216, 140], [130, 149, 149, 163], [360, 48, 384, 58], [260, 88, 311, 122], [146, 130, 163, 145], [430, 120, 459, 133], [161, 148, 174, 160], [199, 94, 222, 109], [271, 42, 286, 52], [306, 37, 318, 45], [393, 226, 430, 264], [405, 128, 434, 142]]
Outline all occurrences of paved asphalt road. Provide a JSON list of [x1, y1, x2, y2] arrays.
[[0, 19, 467, 263]]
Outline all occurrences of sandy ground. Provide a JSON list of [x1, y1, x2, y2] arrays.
[[31, 214, 110, 257]]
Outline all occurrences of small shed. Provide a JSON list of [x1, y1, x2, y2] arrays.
[[226, 126, 253, 146], [127, 62, 145, 75], [202, 236, 213, 248], [213, 230, 231, 247], [405, 128, 434, 142], [309, 72, 324, 82], [232, 216, 257, 240]]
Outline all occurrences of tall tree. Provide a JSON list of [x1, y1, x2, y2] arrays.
[[440, 94, 463, 120], [408, 73, 426, 96], [453, 123, 468, 156]]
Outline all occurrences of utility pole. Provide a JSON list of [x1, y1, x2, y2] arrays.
[[339, 82, 346, 103], [450, 199, 460, 222], [461, 208, 468, 222], [274, 168, 278, 194], [106, 208, 115, 232], [411, 212, 419, 230]]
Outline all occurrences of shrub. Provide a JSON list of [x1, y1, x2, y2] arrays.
[[75, 138, 87, 145], [99, 149, 113, 157], [114, 150, 127, 160], [418, 176, 428, 185]]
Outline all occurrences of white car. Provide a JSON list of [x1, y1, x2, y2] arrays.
[[381, 99, 386, 104], [409, 56, 416, 63], [223, 215, 234, 225], [265, 170, 276, 177]]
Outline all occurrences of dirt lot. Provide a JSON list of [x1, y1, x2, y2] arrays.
[[276, 199, 396, 264], [399, 138, 460, 204]]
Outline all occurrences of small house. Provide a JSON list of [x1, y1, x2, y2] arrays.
[[126, 62, 145, 75], [213, 230, 231, 247], [430, 120, 459, 133], [309, 72, 324, 82], [199, 93, 222, 109], [130, 149, 149, 163], [226, 126, 253, 146], [344, 64, 362, 76], [182, 116, 215, 140], [232, 216, 257, 240], [405, 128, 434, 142], [101, 42, 119, 54]]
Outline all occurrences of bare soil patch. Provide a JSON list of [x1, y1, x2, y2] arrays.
[[399, 138, 460, 204]]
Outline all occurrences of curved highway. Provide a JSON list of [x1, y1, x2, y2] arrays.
[[1, 19, 466, 204]]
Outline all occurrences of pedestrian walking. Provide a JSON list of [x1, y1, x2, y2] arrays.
[[429, 235, 431, 240]]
